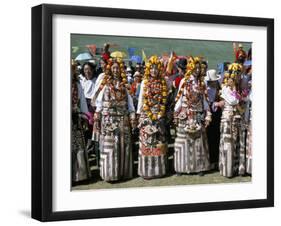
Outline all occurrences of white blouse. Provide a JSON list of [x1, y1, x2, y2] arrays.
[[95, 86, 135, 113], [221, 86, 239, 105], [80, 77, 97, 99]]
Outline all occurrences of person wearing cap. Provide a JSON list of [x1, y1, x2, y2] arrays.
[[233, 43, 247, 64], [135, 63, 143, 74], [126, 66, 134, 84], [101, 43, 111, 62], [205, 69, 222, 170], [170, 58, 187, 89], [166, 58, 188, 143], [130, 71, 142, 107]]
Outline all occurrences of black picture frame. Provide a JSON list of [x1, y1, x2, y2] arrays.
[[32, 3, 274, 222]]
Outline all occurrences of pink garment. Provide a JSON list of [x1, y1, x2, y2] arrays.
[[84, 112, 94, 125]]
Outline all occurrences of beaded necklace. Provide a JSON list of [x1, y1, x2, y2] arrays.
[[142, 77, 167, 121]]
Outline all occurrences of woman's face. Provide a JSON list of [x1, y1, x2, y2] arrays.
[[100, 60, 106, 72], [150, 64, 159, 78], [83, 64, 93, 80], [135, 76, 141, 82], [111, 63, 120, 77], [135, 65, 141, 72], [227, 78, 235, 88], [201, 64, 207, 76], [193, 63, 201, 78]]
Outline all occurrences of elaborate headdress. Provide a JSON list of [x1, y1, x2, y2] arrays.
[[183, 56, 204, 79], [144, 55, 164, 80], [175, 56, 206, 103], [104, 57, 128, 85], [223, 62, 242, 85]]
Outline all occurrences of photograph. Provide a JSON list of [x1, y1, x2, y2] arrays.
[[71, 34, 253, 190], [31, 4, 273, 221]]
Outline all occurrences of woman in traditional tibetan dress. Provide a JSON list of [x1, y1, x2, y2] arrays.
[[173, 57, 211, 176], [215, 63, 246, 178], [137, 56, 168, 179], [92, 59, 136, 182], [71, 61, 92, 183]]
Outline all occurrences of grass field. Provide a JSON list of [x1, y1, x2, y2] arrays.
[[72, 171, 251, 190], [71, 34, 251, 70], [72, 149, 251, 191]]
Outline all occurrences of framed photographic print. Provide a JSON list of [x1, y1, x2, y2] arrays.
[[31, 4, 274, 222]]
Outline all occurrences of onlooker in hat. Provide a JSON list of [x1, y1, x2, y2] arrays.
[[172, 58, 187, 89], [205, 69, 222, 170], [126, 66, 134, 84], [233, 43, 247, 64], [131, 71, 142, 101], [128, 60, 135, 75], [135, 63, 143, 74], [166, 57, 188, 143]]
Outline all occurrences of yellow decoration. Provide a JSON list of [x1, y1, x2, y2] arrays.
[[142, 55, 167, 121]]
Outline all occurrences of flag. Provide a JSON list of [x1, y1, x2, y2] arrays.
[[72, 46, 79, 53], [86, 44, 96, 55], [142, 49, 147, 63]]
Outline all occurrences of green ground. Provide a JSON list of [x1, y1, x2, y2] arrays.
[[72, 152, 251, 191], [73, 170, 251, 191], [71, 34, 251, 70]]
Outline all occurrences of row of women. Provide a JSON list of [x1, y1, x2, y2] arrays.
[[71, 54, 252, 183]]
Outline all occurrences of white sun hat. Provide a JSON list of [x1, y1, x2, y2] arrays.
[[205, 69, 221, 81]]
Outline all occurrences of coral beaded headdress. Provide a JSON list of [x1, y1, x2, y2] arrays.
[[174, 56, 206, 103], [223, 62, 243, 85]]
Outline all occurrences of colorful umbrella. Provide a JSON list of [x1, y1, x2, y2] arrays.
[[127, 47, 136, 58], [130, 55, 142, 64], [75, 52, 92, 61], [244, 60, 252, 66], [110, 51, 127, 58]]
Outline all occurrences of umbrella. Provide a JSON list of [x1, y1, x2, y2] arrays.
[[110, 51, 127, 58], [127, 47, 136, 58], [75, 52, 92, 61], [130, 55, 142, 64], [244, 60, 252, 66]]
